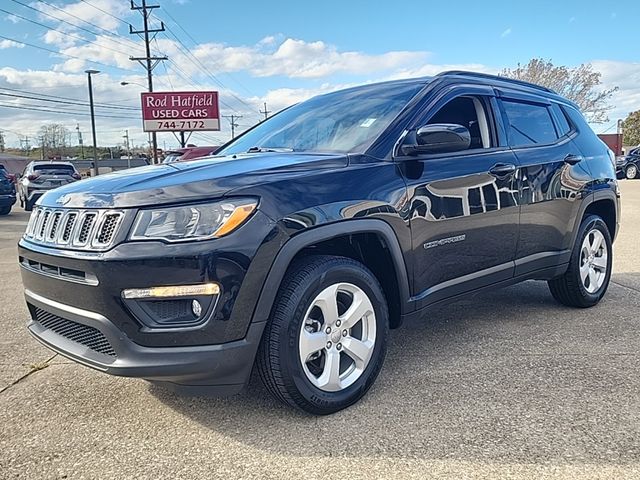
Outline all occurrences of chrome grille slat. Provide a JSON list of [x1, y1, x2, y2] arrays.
[[24, 207, 125, 251]]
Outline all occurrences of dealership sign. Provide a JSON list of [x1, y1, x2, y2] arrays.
[[141, 91, 220, 132]]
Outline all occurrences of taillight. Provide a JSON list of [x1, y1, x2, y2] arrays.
[[27, 174, 39, 181], [72, 172, 81, 180]]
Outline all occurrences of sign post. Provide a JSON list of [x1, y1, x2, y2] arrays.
[[141, 91, 220, 134]]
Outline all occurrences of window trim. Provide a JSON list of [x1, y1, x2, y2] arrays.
[[497, 97, 562, 150]]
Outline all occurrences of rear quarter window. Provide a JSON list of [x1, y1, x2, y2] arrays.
[[501, 100, 558, 147]]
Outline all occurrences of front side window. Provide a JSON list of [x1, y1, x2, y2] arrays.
[[426, 96, 493, 150], [501, 100, 558, 147]]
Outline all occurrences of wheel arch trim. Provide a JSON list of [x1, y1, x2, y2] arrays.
[[250, 219, 412, 324]]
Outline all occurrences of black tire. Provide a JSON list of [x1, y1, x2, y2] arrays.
[[0, 206, 10, 215], [24, 198, 34, 212], [626, 164, 639, 180], [548, 215, 612, 308], [256, 255, 389, 415]]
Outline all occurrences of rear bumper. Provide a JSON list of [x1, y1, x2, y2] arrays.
[[26, 289, 265, 394]]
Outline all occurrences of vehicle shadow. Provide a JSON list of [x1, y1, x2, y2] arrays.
[[150, 279, 640, 464]]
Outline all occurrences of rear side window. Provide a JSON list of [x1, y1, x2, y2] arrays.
[[501, 100, 558, 147], [33, 164, 75, 175]]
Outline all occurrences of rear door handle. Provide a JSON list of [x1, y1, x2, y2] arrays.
[[489, 163, 517, 176], [564, 154, 583, 165]]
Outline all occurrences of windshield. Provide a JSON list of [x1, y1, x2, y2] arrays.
[[218, 82, 424, 155], [163, 153, 184, 164]]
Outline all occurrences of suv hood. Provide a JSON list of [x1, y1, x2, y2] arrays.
[[38, 152, 347, 208]]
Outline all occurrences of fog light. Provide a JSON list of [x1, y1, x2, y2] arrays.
[[122, 283, 220, 299], [192, 299, 202, 317]]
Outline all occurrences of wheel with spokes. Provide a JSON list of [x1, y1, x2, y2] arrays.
[[257, 255, 388, 414], [548, 215, 612, 307], [626, 163, 638, 180]]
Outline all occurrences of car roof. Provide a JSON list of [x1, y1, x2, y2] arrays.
[[323, 70, 577, 109]]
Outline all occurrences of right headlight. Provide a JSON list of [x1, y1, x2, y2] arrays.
[[130, 198, 257, 243]]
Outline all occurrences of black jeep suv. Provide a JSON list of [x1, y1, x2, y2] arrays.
[[19, 71, 619, 414]]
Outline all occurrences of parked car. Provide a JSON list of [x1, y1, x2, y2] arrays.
[[0, 164, 16, 215], [162, 145, 220, 163], [17, 161, 81, 211], [616, 147, 640, 179], [19, 71, 619, 414]]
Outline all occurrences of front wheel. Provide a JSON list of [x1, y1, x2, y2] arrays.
[[548, 215, 612, 308], [626, 164, 638, 179], [257, 255, 389, 415]]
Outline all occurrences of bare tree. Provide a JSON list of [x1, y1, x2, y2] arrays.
[[38, 124, 70, 158], [501, 58, 618, 123]]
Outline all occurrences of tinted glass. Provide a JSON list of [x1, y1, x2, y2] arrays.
[[502, 100, 558, 147], [551, 104, 571, 136], [218, 83, 424, 155], [33, 164, 75, 175]]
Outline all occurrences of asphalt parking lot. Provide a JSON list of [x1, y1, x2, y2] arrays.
[[1, 183, 639, 480]]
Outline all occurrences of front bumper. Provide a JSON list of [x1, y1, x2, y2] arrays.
[[26, 289, 265, 393]]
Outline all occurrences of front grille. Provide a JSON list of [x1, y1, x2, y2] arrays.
[[24, 207, 124, 251], [33, 307, 116, 357]]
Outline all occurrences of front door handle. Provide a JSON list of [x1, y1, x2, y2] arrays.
[[564, 154, 583, 165], [489, 163, 517, 176]]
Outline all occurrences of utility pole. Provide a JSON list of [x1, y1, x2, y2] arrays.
[[129, 0, 167, 165], [76, 123, 84, 159], [85, 69, 100, 177], [123, 129, 131, 168], [0, 131, 4, 152], [40, 136, 45, 161], [20, 136, 30, 157], [223, 115, 242, 139], [260, 102, 271, 121]]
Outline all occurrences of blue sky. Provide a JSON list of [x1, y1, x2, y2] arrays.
[[1, 0, 639, 148]]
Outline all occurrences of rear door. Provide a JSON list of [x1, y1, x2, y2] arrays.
[[496, 90, 592, 274]]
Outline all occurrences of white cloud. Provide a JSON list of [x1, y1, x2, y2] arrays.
[[501, 28, 512, 38], [4, 14, 21, 24], [156, 37, 429, 79], [35, 0, 130, 31], [0, 39, 24, 49]]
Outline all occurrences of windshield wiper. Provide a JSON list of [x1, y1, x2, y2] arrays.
[[246, 146, 295, 153]]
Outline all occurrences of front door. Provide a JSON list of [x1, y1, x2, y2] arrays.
[[398, 88, 520, 307]]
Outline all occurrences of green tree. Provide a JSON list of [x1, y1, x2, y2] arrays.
[[622, 111, 640, 146], [501, 58, 617, 123]]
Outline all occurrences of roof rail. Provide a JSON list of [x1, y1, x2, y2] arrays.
[[436, 70, 556, 94]]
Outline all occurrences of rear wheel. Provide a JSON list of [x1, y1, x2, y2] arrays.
[[257, 255, 389, 415], [626, 163, 638, 179], [548, 215, 612, 308], [0, 206, 10, 215], [24, 198, 34, 212]]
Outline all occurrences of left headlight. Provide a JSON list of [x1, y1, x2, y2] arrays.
[[130, 198, 257, 242]]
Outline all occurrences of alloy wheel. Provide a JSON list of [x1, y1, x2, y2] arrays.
[[579, 228, 608, 294], [626, 164, 638, 179], [298, 282, 376, 392]]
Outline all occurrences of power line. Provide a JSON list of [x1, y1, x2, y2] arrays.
[[0, 33, 134, 72], [0, 102, 140, 119], [158, 7, 256, 98], [0, 91, 139, 111], [223, 115, 242, 139], [78, 0, 130, 25], [9, 0, 140, 53], [0, 7, 135, 59], [0, 86, 139, 110], [260, 102, 271, 120]]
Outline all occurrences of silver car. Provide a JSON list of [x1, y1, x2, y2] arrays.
[[18, 161, 81, 211]]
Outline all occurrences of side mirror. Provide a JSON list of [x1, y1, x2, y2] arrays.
[[401, 123, 471, 156]]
